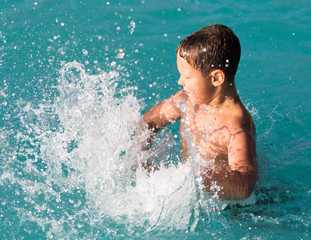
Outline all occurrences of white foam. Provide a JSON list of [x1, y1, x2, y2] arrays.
[[44, 62, 200, 231], [3, 62, 228, 236]]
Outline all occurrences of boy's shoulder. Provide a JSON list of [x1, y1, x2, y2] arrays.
[[221, 99, 254, 133], [172, 89, 188, 101], [164, 90, 188, 110], [168, 91, 254, 132]]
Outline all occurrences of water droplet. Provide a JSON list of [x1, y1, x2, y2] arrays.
[[116, 52, 125, 59], [130, 21, 136, 34], [82, 49, 88, 56]]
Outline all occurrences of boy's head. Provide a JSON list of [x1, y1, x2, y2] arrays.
[[177, 24, 241, 82]]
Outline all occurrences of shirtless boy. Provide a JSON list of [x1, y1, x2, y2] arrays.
[[141, 24, 257, 200]]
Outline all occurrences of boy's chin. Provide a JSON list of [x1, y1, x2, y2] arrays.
[[188, 96, 205, 105], [184, 92, 206, 105]]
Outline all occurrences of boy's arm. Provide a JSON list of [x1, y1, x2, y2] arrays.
[[139, 90, 183, 149], [203, 124, 258, 200]]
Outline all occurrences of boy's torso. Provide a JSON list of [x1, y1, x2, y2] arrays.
[[177, 92, 253, 171]]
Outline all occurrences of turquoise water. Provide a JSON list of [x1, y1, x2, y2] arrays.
[[1, 0, 311, 239]]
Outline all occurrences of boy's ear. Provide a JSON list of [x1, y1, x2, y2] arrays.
[[210, 69, 225, 87]]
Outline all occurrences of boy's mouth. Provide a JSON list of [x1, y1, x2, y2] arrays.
[[184, 89, 191, 95]]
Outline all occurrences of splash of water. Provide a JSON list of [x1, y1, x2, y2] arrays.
[[2, 61, 214, 238], [49, 62, 198, 232]]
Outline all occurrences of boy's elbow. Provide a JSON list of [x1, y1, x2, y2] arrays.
[[219, 181, 256, 200], [223, 171, 257, 200], [203, 170, 258, 201]]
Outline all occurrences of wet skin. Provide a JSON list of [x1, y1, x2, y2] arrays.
[[142, 55, 258, 200]]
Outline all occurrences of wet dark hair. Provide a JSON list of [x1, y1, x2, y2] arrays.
[[177, 24, 241, 82]]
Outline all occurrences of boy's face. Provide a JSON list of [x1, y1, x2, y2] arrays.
[[177, 55, 216, 105]]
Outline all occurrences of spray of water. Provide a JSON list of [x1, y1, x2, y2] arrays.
[[2, 61, 221, 237]]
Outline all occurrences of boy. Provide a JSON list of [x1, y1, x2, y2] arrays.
[[141, 24, 257, 200]]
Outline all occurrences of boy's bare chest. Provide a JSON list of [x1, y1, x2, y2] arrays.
[[180, 109, 229, 156]]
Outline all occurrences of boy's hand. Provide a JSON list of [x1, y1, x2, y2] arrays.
[[141, 162, 159, 173], [131, 162, 159, 173]]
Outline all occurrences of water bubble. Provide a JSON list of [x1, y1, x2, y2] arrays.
[[117, 52, 125, 59], [82, 49, 88, 56], [129, 21, 136, 34]]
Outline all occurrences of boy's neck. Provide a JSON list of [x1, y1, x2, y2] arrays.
[[202, 82, 240, 108]]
